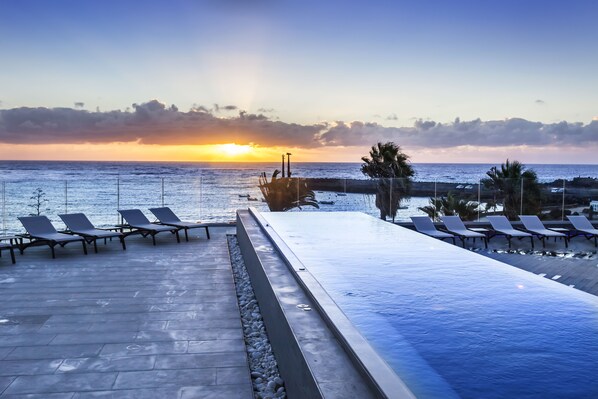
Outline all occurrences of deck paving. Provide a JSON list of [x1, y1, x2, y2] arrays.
[[0, 227, 252, 399], [470, 233, 598, 296]]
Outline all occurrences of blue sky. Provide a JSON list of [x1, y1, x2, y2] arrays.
[[0, 0, 597, 162]]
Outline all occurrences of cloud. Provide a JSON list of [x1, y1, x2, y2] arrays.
[[0, 100, 324, 147], [385, 113, 398, 121], [74, 102, 85, 108], [257, 108, 275, 113], [1, 99, 596, 150], [535, 99, 545, 104], [319, 117, 598, 148]]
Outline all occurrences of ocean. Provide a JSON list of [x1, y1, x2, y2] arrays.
[[1, 161, 597, 234]]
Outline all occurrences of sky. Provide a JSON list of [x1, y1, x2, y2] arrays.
[[0, 0, 597, 163]]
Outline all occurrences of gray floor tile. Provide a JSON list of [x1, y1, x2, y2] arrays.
[[5, 345, 103, 360], [154, 352, 248, 370], [4, 373, 118, 395], [73, 388, 181, 399], [50, 332, 138, 345], [0, 376, 16, 394], [57, 356, 156, 373], [113, 369, 215, 389], [180, 384, 254, 399], [187, 339, 246, 354], [0, 334, 56, 347], [0, 347, 14, 360], [1, 393, 75, 399], [100, 341, 188, 357], [216, 366, 252, 386], [0, 359, 63, 376]]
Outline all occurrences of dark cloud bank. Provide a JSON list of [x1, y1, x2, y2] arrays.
[[1, 100, 596, 149]]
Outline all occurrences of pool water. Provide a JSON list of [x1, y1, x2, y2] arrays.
[[260, 212, 598, 399]]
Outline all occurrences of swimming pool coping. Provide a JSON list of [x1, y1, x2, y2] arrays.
[[243, 208, 415, 399]]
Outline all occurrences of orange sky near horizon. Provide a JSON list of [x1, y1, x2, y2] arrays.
[[1, 142, 597, 165], [0, 142, 365, 163]]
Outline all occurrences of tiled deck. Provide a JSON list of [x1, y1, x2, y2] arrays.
[[0, 227, 252, 399]]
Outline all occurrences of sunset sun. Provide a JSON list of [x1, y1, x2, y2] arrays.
[[218, 143, 253, 157]]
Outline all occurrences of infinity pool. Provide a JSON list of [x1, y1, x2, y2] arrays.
[[260, 212, 598, 398]]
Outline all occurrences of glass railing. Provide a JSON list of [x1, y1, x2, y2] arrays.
[[1, 176, 597, 235]]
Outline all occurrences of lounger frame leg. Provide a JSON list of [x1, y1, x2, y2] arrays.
[[205, 227, 210, 239], [152, 234, 157, 246], [9, 247, 15, 264], [175, 230, 180, 243], [82, 241, 88, 255], [184, 228, 189, 242], [120, 237, 127, 250]]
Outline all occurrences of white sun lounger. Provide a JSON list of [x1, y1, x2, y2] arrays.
[[519, 215, 569, 248], [441, 216, 488, 248], [567, 215, 598, 247], [149, 207, 210, 241], [411, 216, 456, 244], [118, 209, 180, 245], [487, 216, 534, 249], [59, 213, 126, 252], [18, 216, 87, 258]]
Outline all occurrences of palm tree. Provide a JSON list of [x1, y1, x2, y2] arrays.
[[418, 192, 479, 221], [481, 159, 542, 220], [258, 170, 319, 212], [361, 142, 414, 221]]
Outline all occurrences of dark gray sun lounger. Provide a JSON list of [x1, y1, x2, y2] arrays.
[[149, 207, 210, 241], [118, 209, 180, 245], [18, 216, 87, 258], [487, 216, 534, 249], [0, 242, 16, 264], [411, 216, 455, 244], [567, 215, 598, 247], [441, 216, 488, 248], [519, 215, 569, 248], [59, 213, 126, 252]]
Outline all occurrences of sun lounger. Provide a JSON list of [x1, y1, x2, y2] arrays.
[[410, 216, 455, 244], [519, 215, 569, 248], [118, 209, 180, 245], [18, 216, 87, 258], [487, 216, 534, 249], [567, 215, 598, 247], [59, 213, 126, 252], [441, 216, 488, 248], [149, 207, 210, 241], [0, 242, 16, 264]]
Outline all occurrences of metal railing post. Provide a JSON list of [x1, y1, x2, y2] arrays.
[[562, 180, 566, 221], [117, 177, 121, 225], [2, 181, 5, 235], [65, 180, 68, 214], [198, 175, 202, 221], [520, 178, 524, 216], [434, 179, 437, 222], [478, 179, 481, 221]]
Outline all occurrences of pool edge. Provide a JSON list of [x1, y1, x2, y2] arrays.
[[237, 208, 415, 399]]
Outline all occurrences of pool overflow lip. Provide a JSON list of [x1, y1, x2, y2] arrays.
[[244, 207, 415, 399]]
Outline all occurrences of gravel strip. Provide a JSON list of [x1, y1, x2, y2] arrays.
[[228, 235, 286, 399]]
